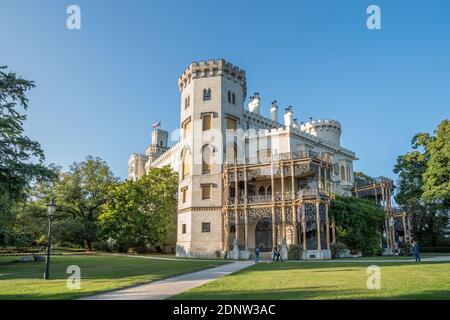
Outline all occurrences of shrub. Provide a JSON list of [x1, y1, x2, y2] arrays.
[[92, 241, 111, 252], [288, 244, 300, 260], [330, 241, 348, 259]]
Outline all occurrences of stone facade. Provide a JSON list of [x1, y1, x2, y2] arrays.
[[129, 59, 357, 260]]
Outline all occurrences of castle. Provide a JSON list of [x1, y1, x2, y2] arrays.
[[128, 59, 359, 260]]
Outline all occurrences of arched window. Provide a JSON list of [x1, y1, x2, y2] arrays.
[[233, 143, 238, 165], [228, 91, 231, 103], [258, 186, 265, 195], [202, 145, 213, 174], [181, 148, 191, 179], [267, 186, 272, 196], [340, 165, 346, 181], [203, 88, 211, 101], [347, 165, 351, 182], [232, 92, 236, 105]]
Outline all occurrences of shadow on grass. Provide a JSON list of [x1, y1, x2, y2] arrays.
[[172, 287, 450, 300]]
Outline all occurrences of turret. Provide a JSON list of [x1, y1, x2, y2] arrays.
[[300, 119, 342, 146]]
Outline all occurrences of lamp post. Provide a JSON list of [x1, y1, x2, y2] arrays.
[[43, 199, 56, 280]]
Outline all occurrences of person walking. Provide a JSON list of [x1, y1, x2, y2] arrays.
[[255, 246, 260, 263], [272, 247, 278, 262], [413, 240, 421, 262]]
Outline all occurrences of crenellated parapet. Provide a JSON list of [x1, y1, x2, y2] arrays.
[[178, 59, 247, 98], [299, 119, 342, 147]]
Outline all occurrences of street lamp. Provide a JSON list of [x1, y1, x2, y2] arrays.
[[43, 199, 56, 280]]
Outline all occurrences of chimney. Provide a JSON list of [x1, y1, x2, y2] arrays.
[[284, 106, 293, 127], [270, 100, 278, 122], [248, 92, 260, 114]]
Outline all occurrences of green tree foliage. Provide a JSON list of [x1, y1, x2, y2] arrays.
[[99, 166, 178, 252], [54, 156, 119, 250], [0, 65, 53, 245], [394, 120, 449, 246], [422, 120, 450, 205], [330, 196, 385, 255]]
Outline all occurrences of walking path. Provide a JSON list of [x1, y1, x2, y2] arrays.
[[82, 261, 254, 300]]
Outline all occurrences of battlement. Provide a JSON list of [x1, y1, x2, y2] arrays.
[[299, 119, 342, 134], [178, 59, 247, 97]]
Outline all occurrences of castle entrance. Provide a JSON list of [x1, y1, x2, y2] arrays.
[[255, 218, 272, 252]]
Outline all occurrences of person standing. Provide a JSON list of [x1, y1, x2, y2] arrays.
[[255, 246, 260, 263], [272, 247, 278, 262], [278, 245, 283, 262], [413, 240, 421, 262]]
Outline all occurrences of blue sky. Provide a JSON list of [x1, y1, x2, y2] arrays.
[[1, 0, 449, 180]]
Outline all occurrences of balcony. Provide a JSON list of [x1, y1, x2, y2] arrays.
[[227, 188, 327, 206], [225, 150, 333, 168]]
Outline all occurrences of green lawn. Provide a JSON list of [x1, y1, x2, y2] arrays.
[[0, 254, 226, 300], [173, 261, 450, 300], [335, 252, 450, 261]]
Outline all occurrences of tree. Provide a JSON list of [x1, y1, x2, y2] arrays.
[[422, 120, 450, 205], [393, 120, 449, 246], [330, 196, 385, 255], [0, 65, 53, 245], [99, 166, 178, 252], [55, 156, 119, 250]]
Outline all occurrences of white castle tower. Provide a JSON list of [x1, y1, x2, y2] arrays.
[[176, 59, 246, 257]]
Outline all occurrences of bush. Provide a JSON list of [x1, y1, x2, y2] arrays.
[[287, 245, 300, 260], [330, 241, 348, 259], [92, 241, 111, 252], [372, 246, 383, 256]]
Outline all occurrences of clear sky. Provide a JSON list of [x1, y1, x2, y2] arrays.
[[1, 0, 449, 180]]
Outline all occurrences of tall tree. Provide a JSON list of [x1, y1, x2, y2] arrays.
[[55, 156, 118, 250], [394, 120, 449, 246], [99, 166, 178, 252], [0, 65, 53, 245]]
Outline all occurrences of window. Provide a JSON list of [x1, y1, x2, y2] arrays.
[[202, 145, 212, 174], [228, 91, 231, 103], [347, 165, 351, 182], [267, 186, 272, 196], [181, 187, 188, 203], [182, 224, 186, 234], [182, 117, 191, 138], [181, 148, 191, 179], [202, 114, 211, 131], [227, 117, 237, 131], [184, 96, 190, 109], [258, 186, 265, 195], [340, 165, 346, 181], [232, 92, 236, 105], [202, 184, 211, 200], [203, 88, 211, 101], [202, 222, 211, 233]]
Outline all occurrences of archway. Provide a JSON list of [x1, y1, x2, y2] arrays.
[[255, 218, 272, 252]]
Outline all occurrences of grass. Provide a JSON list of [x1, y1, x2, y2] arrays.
[[0, 254, 227, 300], [172, 260, 450, 300], [335, 252, 450, 261]]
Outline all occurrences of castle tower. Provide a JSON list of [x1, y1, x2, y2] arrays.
[[146, 127, 169, 162], [128, 153, 147, 181], [299, 119, 342, 147], [176, 59, 246, 257]]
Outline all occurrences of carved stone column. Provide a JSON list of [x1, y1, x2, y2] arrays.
[[271, 163, 276, 251], [301, 204, 306, 251], [316, 202, 321, 251], [325, 203, 330, 250]]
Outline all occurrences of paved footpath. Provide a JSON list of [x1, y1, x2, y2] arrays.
[[82, 261, 254, 300]]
